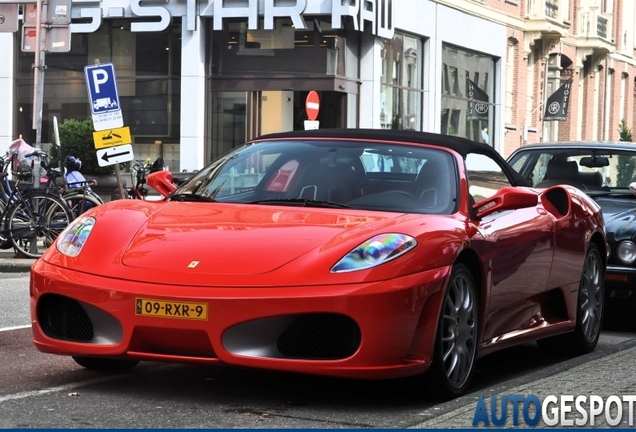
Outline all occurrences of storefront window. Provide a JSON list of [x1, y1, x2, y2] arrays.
[[15, 19, 182, 169], [380, 32, 423, 130], [441, 44, 495, 145], [211, 18, 343, 77], [208, 17, 358, 161]]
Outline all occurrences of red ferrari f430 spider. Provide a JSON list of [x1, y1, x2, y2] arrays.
[[30, 129, 606, 399]]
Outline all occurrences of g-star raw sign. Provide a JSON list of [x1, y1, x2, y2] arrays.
[[69, 0, 393, 38]]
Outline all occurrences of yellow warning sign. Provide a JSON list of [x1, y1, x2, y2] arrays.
[[93, 126, 132, 149]]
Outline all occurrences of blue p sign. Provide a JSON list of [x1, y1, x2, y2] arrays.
[[85, 63, 121, 115]]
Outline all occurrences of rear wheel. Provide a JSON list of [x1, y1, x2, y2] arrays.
[[72, 356, 139, 372], [539, 243, 604, 355], [0, 201, 11, 250], [574, 243, 604, 352], [426, 263, 479, 399], [8, 192, 74, 258], [64, 192, 103, 217]]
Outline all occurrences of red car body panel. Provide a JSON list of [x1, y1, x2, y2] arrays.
[[29, 130, 606, 383]]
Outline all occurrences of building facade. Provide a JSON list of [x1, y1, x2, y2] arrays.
[[0, 0, 633, 172]]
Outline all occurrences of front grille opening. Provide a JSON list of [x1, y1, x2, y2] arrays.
[[277, 313, 361, 360], [129, 327, 216, 358], [37, 294, 94, 341]]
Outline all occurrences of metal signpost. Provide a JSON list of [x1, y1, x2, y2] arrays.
[[1, 0, 70, 187], [85, 62, 131, 199]]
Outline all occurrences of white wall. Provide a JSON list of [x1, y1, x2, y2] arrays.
[[0, 33, 15, 153], [261, 91, 294, 135], [179, 18, 207, 172]]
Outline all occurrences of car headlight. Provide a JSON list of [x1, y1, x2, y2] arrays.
[[617, 240, 636, 264], [56, 216, 95, 257], [331, 233, 417, 273]]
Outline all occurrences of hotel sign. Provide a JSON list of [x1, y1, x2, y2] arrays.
[[70, 0, 394, 38]]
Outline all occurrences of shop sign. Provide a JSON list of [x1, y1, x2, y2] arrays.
[[69, 0, 393, 39]]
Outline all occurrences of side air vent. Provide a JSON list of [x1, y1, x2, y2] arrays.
[[37, 294, 94, 342], [277, 313, 361, 360]]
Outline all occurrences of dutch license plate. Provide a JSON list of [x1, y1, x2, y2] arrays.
[[136, 298, 208, 320]]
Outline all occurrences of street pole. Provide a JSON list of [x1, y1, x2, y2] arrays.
[[31, 0, 45, 187]]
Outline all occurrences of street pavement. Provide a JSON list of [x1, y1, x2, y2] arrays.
[[3, 247, 636, 428], [411, 336, 636, 428]]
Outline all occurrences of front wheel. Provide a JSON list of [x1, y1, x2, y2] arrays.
[[426, 263, 479, 399]]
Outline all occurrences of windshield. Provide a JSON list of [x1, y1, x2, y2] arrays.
[[508, 147, 636, 196], [173, 139, 458, 214]]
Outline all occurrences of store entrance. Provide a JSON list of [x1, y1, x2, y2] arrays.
[[210, 90, 345, 161], [260, 90, 346, 135]]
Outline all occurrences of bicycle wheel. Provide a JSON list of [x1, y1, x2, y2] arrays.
[[64, 191, 103, 217], [0, 200, 11, 250], [8, 192, 74, 258]]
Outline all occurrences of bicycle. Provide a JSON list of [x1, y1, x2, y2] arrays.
[[0, 151, 75, 258], [111, 157, 164, 200], [39, 152, 104, 218]]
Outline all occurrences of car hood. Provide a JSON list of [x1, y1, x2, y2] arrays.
[[44, 200, 465, 286], [594, 197, 636, 242], [119, 202, 401, 274]]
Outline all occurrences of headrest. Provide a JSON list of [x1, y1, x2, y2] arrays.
[[577, 171, 603, 187], [546, 160, 578, 180]]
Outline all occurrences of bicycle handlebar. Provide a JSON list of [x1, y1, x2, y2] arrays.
[[24, 150, 48, 159]]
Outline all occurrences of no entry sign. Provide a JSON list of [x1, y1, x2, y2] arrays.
[[305, 91, 320, 121]]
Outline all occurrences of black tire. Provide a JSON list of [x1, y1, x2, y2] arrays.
[[426, 263, 479, 399], [539, 243, 604, 355], [64, 192, 103, 217], [8, 192, 74, 258], [72, 356, 139, 372], [0, 201, 10, 249]]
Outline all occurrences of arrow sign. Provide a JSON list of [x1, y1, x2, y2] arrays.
[[96, 144, 134, 167]]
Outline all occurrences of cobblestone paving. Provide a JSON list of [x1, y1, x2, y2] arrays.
[[412, 346, 636, 429]]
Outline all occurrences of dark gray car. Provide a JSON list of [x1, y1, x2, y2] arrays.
[[507, 141, 636, 308]]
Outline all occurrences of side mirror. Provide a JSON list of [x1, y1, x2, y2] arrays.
[[147, 170, 177, 197], [473, 186, 538, 219]]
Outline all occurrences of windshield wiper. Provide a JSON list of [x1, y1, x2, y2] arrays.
[[588, 191, 636, 198], [249, 198, 351, 208], [170, 193, 217, 202]]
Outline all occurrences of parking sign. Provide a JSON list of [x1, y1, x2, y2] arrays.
[[85, 63, 120, 115], [85, 63, 123, 130]]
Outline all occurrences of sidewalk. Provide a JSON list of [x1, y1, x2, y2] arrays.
[[0, 248, 37, 273], [410, 336, 636, 428]]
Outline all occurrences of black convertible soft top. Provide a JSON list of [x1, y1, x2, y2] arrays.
[[254, 128, 530, 186]]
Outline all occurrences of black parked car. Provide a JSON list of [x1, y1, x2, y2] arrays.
[[507, 141, 636, 308]]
